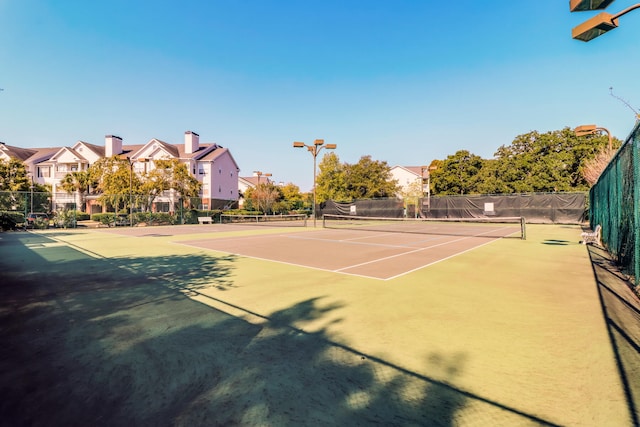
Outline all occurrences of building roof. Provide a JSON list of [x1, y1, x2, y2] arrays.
[[5, 135, 239, 171], [239, 176, 262, 186], [391, 165, 427, 177], [0, 142, 38, 161], [76, 141, 105, 157], [25, 147, 61, 165]]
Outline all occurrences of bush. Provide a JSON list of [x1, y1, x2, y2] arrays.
[[74, 211, 91, 221], [222, 209, 262, 216], [183, 209, 223, 224], [0, 212, 24, 231], [132, 212, 172, 225], [53, 210, 76, 228], [0, 211, 25, 228], [51, 210, 89, 228], [32, 216, 50, 229], [91, 213, 127, 227]]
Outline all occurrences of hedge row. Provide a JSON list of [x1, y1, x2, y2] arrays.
[[90, 210, 226, 226]]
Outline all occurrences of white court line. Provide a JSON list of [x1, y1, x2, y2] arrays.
[[176, 226, 516, 281], [331, 226, 518, 279], [284, 233, 439, 249], [333, 234, 475, 272], [172, 240, 381, 278], [383, 238, 501, 280]]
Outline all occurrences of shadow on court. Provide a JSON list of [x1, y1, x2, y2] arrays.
[[1, 231, 559, 426], [587, 245, 640, 426]]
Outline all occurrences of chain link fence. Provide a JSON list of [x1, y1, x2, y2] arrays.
[[589, 120, 640, 287], [0, 191, 238, 229]]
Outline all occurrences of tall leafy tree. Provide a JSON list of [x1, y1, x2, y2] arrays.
[[316, 153, 398, 201], [315, 152, 349, 202], [0, 159, 30, 211], [474, 159, 510, 194], [0, 158, 30, 192], [429, 127, 618, 195], [430, 150, 484, 195], [280, 182, 304, 211], [250, 182, 282, 214], [345, 155, 398, 199], [88, 157, 137, 211], [493, 128, 614, 192], [141, 159, 201, 211], [162, 159, 201, 203], [0, 159, 50, 212]]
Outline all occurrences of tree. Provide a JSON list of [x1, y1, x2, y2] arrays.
[[345, 156, 398, 199], [429, 127, 619, 195], [474, 159, 511, 195], [430, 150, 484, 195], [0, 158, 30, 192], [60, 170, 92, 212], [159, 159, 201, 207], [582, 147, 616, 186], [251, 182, 282, 214], [141, 159, 201, 212], [88, 157, 201, 213], [399, 180, 424, 218], [280, 183, 305, 211], [575, 130, 621, 186], [315, 153, 398, 202], [88, 157, 136, 211], [0, 159, 49, 212], [0, 159, 30, 211], [493, 128, 616, 193], [315, 152, 349, 203]]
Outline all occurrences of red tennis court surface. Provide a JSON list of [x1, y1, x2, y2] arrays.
[[180, 225, 520, 280]]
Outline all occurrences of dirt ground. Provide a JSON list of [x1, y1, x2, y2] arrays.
[[1, 225, 638, 426]]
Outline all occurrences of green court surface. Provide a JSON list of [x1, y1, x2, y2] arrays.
[[1, 223, 638, 426]]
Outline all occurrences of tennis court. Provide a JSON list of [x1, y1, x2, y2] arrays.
[[179, 218, 524, 280], [1, 222, 637, 426]]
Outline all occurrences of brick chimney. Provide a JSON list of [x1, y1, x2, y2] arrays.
[[185, 131, 199, 154], [105, 135, 123, 157]]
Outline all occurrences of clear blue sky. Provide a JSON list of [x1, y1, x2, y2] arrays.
[[1, 1, 639, 190]]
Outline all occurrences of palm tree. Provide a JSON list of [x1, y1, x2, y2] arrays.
[[60, 170, 91, 212]]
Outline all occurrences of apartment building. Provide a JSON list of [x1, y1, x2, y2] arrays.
[[1, 131, 240, 212]]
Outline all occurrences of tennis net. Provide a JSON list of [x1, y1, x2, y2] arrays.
[[220, 214, 307, 227], [322, 214, 526, 240]]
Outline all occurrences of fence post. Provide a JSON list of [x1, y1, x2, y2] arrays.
[[634, 132, 640, 287]]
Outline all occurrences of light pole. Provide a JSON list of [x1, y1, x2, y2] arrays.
[[252, 171, 272, 213], [571, 1, 640, 41], [293, 139, 337, 227], [253, 171, 272, 185], [126, 157, 150, 226], [30, 175, 34, 214], [126, 157, 134, 227], [575, 124, 613, 150]]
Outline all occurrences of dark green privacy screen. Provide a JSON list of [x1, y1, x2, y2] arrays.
[[589, 121, 640, 286]]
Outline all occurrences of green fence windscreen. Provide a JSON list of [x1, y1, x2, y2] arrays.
[[589, 121, 640, 287]]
